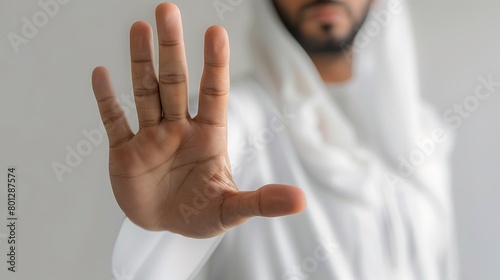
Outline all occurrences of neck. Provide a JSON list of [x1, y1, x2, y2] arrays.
[[309, 50, 353, 83]]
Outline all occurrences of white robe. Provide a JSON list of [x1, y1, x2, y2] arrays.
[[112, 0, 458, 279]]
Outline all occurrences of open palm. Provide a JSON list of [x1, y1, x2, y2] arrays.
[[91, 3, 305, 238]]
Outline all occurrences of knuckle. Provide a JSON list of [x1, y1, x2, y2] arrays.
[[201, 86, 228, 96], [205, 60, 227, 68], [159, 39, 182, 48], [158, 71, 187, 85], [134, 85, 158, 98], [139, 118, 162, 128], [103, 113, 126, 130]]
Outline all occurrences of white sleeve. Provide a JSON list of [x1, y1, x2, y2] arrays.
[[111, 218, 224, 280]]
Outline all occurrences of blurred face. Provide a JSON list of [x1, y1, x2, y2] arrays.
[[272, 0, 372, 54]]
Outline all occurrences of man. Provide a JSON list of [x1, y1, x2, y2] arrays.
[[91, 0, 457, 279]]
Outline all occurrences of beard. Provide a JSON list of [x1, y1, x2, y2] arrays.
[[272, 0, 371, 55]]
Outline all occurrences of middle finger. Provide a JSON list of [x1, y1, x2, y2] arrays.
[[155, 3, 189, 121]]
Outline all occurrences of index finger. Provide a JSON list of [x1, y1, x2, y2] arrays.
[[196, 26, 230, 126]]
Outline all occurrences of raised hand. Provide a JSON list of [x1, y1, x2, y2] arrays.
[[91, 3, 306, 238]]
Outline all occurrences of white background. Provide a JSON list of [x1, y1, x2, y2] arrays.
[[0, 0, 498, 279]]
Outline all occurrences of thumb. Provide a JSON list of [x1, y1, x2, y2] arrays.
[[220, 184, 307, 229]]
